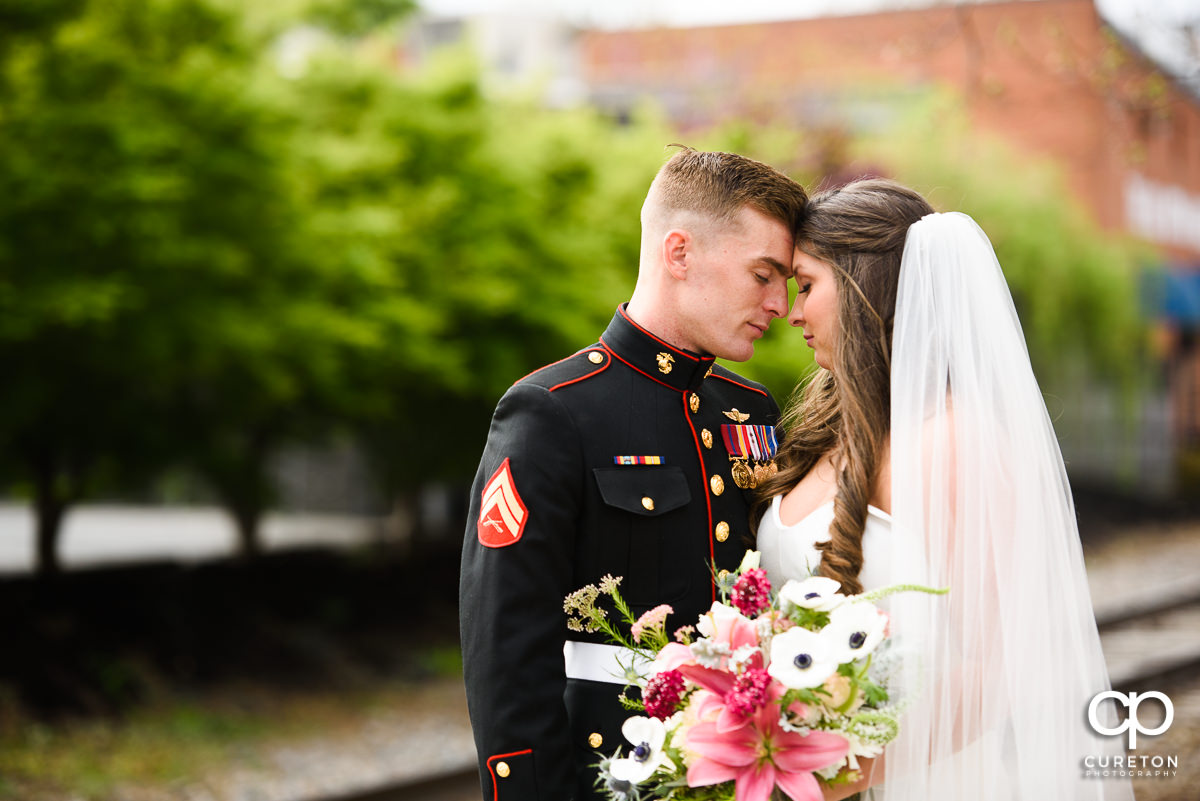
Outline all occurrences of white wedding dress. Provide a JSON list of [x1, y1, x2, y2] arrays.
[[756, 494, 894, 593]]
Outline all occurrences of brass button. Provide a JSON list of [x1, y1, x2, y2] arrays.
[[715, 521, 730, 542], [641, 496, 655, 511], [588, 351, 603, 364], [710, 474, 725, 496], [701, 428, 713, 449], [496, 761, 511, 778], [689, 393, 700, 413], [588, 732, 604, 748]]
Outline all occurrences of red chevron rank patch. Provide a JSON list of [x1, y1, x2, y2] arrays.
[[478, 458, 527, 548]]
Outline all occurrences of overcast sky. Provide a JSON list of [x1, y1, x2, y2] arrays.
[[416, 0, 1199, 88]]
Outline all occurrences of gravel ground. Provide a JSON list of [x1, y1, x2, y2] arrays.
[[109, 678, 477, 801], [1117, 672, 1200, 801]]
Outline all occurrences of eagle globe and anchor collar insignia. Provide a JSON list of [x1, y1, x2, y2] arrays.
[[599, 305, 715, 394]]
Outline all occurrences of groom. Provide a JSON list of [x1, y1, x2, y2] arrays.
[[459, 147, 806, 800]]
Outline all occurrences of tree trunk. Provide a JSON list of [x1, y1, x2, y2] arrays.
[[31, 459, 67, 579], [232, 502, 262, 561]]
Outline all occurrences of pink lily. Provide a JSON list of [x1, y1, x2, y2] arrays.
[[686, 697, 848, 801], [652, 642, 694, 673], [677, 653, 769, 734], [698, 602, 760, 655]]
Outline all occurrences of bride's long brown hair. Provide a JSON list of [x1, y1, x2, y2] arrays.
[[753, 179, 933, 594]]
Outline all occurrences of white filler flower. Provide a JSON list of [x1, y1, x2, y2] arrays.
[[767, 626, 839, 689], [609, 716, 675, 784], [822, 601, 887, 663], [778, 576, 846, 613]]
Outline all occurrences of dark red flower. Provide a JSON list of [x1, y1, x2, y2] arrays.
[[643, 669, 687, 719]]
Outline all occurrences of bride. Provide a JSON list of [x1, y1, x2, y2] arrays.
[[753, 179, 1134, 801]]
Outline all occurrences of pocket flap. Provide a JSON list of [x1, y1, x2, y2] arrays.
[[593, 465, 690, 517]]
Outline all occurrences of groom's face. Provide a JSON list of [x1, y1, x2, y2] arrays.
[[675, 206, 792, 361]]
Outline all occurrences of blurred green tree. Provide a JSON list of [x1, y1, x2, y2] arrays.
[[0, 0, 413, 572], [0, 0, 683, 571]]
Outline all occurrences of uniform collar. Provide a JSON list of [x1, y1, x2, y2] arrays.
[[600, 304, 716, 393]]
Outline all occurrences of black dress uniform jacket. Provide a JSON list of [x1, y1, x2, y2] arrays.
[[459, 305, 780, 801]]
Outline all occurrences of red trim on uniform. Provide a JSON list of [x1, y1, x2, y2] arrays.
[[549, 350, 610, 392], [617, 305, 701, 362], [681, 393, 717, 603], [599, 338, 682, 392], [709, 372, 769, 397], [486, 749, 533, 801], [513, 349, 596, 386]]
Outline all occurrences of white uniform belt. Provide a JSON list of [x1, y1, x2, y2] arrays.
[[563, 641, 649, 685]]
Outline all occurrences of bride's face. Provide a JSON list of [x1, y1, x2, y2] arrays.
[[788, 248, 839, 370]]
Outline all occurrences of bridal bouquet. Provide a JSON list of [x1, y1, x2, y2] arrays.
[[563, 551, 946, 801]]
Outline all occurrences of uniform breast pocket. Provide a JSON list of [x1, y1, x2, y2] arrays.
[[592, 466, 692, 606]]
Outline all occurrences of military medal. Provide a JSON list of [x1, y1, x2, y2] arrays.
[[721, 424, 757, 489], [732, 460, 755, 490], [721, 424, 779, 490]]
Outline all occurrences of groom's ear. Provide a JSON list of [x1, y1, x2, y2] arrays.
[[662, 228, 691, 280]]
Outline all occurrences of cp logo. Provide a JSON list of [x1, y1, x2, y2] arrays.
[[1087, 690, 1173, 749]]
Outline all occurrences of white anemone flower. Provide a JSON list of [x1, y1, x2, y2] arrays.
[[778, 576, 846, 613], [822, 601, 887, 663], [608, 716, 675, 784], [767, 626, 839, 689]]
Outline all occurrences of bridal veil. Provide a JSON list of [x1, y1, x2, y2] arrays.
[[880, 212, 1134, 800]]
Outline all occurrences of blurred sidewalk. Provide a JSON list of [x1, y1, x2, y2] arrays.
[[0, 503, 388, 575], [1085, 519, 1200, 622]]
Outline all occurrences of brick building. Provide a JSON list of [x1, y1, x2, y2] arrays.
[[576, 0, 1200, 494]]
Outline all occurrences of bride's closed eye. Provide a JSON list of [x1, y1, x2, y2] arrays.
[[796, 281, 812, 294]]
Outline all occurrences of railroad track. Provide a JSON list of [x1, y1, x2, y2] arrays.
[[329, 585, 1200, 801], [1097, 583, 1200, 693], [320, 766, 481, 801]]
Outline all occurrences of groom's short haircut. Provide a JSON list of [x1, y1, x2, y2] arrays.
[[641, 146, 808, 237]]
